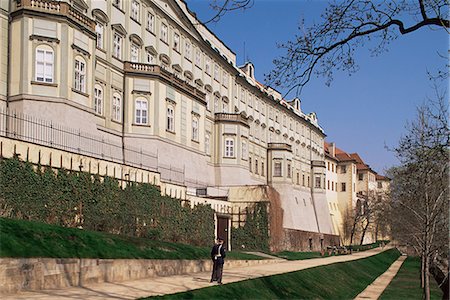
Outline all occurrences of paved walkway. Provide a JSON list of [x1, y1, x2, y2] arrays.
[[3, 247, 393, 300], [354, 255, 407, 300]]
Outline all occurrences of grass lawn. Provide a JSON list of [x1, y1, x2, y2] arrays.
[[144, 248, 401, 299], [275, 251, 325, 260], [380, 257, 443, 300], [0, 217, 260, 260]]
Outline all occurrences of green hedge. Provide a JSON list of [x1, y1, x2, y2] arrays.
[[0, 157, 214, 247], [231, 202, 269, 252]]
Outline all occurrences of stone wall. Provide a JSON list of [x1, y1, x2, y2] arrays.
[[273, 229, 340, 252], [0, 257, 279, 295]]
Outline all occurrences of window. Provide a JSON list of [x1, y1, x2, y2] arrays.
[[331, 181, 334, 191], [205, 57, 211, 74], [146, 51, 155, 64], [161, 23, 168, 43], [95, 23, 104, 49], [261, 162, 265, 177], [214, 95, 219, 112], [112, 93, 121, 122], [195, 49, 201, 66], [166, 106, 174, 132], [249, 157, 252, 172], [222, 101, 228, 113], [135, 98, 148, 124], [296, 172, 299, 184], [302, 174, 305, 186], [147, 12, 155, 32], [327, 180, 330, 190], [205, 91, 211, 111], [287, 163, 291, 178], [327, 162, 330, 170], [130, 43, 139, 62], [240, 87, 245, 103], [113, 0, 121, 9], [358, 173, 364, 181], [307, 176, 310, 187], [341, 182, 346, 192], [241, 141, 247, 159], [340, 165, 347, 173], [274, 161, 282, 177], [214, 64, 219, 81], [131, 0, 140, 22], [192, 117, 199, 141], [185, 41, 191, 60], [205, 134, 210, 155], [224, 138, 234, 157], [315, 177, 321, 188], [248, 94, 253, 107], [35, 47, 54, 83], [222, 71, 228, 86], [113, 33, 122, 59], [255, 159, 259, 175], [94, 85, 103, 115], [170, 32, 179, 52], [378, 182, 382, 189], [74, 57, 86, 93]]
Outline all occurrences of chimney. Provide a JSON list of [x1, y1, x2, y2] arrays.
[[330, 142, 336, 157]]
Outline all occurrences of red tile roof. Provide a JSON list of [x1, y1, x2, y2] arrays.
[[376, 174, 391, 181]]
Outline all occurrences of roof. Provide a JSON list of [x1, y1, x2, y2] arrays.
[[324, 141, 356, 162], [349, 153, 375, 173], [376, 174, 391, 181]]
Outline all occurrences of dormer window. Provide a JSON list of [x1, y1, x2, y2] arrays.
[[248, 64, 254, 78]]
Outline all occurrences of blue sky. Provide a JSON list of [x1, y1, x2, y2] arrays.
[[186, 0, 448, 174]]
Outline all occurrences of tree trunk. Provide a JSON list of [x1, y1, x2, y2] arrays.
[[360, 219, 370, 245], [421, 254, 425, 289], [424, 254, 431, 300], [350, 219, 357, 245]]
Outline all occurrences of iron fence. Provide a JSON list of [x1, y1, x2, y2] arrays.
[[0, 109, 190, 185]]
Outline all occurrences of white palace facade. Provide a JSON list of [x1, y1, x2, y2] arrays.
[[0, 0, 348, 251]]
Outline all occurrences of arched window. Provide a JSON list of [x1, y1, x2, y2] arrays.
[[224, 138, 234, 157], [74, 57, 86, 93], [112, 93, 121, 122], [192, 117, 199, 141], [35, 45, 54, 83], [135, 98, 148, 124], [94, 84, 103, 115], [166, 106, 174, 132], [214, 94, 220, 112], [95, 23, 104, 49]]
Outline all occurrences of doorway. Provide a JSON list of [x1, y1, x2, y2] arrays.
[[217, 216, 229, 249]]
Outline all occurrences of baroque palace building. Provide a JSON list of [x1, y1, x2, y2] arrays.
[[0, 0, 387, 251]]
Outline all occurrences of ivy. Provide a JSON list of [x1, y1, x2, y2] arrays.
[[0, 157, 214, 247], [232, 202, 269, 252]]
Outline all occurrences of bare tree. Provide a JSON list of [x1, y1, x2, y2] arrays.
[[200, 0, 254, 24], [388, 94, 449, 300], [263, 0, 449, 96]]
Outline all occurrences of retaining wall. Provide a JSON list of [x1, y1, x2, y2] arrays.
[[0, 257, 278, 295]]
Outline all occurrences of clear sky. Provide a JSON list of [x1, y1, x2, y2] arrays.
[[185, 0, 448, 175]]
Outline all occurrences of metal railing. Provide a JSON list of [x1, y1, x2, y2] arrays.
[[0, 109, 189, 185]]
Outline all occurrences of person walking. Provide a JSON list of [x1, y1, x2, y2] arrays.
[[210, 237, 226, 284]]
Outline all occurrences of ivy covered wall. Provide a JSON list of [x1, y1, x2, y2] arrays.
[[0, 157, 214, 247], [231, 202, 270, 252]]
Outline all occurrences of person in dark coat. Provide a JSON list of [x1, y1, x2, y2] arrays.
[[210, 237, 226, 284]]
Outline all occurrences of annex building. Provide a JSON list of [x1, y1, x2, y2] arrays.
[[0, 0, 389, 251]]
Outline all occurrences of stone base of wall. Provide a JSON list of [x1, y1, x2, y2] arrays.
[[0, 257, 278, 295], [271, 229, 340, 252]]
